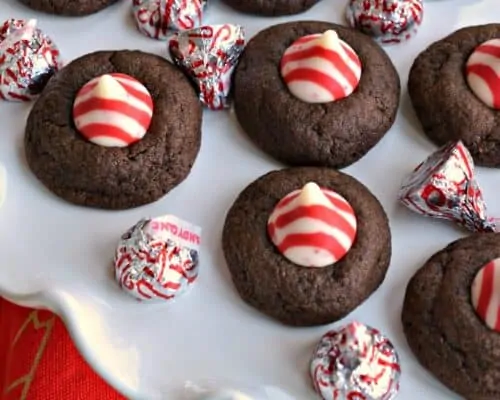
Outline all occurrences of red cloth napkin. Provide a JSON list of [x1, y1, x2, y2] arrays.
[[0, 298, 126, 400]]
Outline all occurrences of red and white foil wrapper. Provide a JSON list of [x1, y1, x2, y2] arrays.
[[399, 141, 497, 232], [345, 0, 424, 45], [310, 322, 401, 400], [132, 0, 207, 40], [0, 18, 62, 101], [168, 24, 245, 110], [114, 215, 201, 302]]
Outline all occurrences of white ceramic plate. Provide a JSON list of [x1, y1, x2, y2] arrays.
[[1, 0, 499, 399]]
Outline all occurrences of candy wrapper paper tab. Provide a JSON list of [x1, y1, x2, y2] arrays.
[[345, 0, 424, 45], [114, 214, 201, 302], [399, 141, 497, 233], [132, 0, 207, 40], [169, 24, 245, 110], [0, 19, 62, 102], [310, 321, 400, 400]]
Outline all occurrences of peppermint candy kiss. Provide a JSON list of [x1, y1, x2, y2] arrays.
[[73, 73, 153, 147], [0, 18, 62, 102], [471, 258, 500, 332], [346, 0, 424, 45], [114, 215, 201, 302], [466, 39, 500, 109], [267, 182, 357, 268], [280, 30, 362, 103], [132, 0, 207, 40], [310, 322, 401, 400]]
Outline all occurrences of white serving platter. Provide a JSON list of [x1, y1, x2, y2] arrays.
[[1, 0, 499, 399]]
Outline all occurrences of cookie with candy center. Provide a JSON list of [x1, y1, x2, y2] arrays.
[[25, 50, 202, 210], [267, 182, 357, 267], [402, 233, 500, 399], [408, 24, 500, 167], [280, 30, 362, 103], [73, 73, 153, 148], [223, 167, 391, 326], [466, 38, 500, 109], [233, 21, 400, 169]]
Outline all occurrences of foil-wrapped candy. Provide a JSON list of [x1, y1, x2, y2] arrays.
[[399, 141, 496, 232], [345, 0, 424, 44], [310, 321, 401, 400], [132, 0, 207, 40], [0, 18, 62, 102], [114, 214, 201, 302], [168, 24, 245, 110]]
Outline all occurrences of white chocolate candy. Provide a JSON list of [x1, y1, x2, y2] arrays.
[[466, 39, 500, 109], [280, 30, 362, 103], [73, 73, 154, 147], [471, 258, 500, 331], [267, 182, 357, 267], [0, 164, 6, 209]]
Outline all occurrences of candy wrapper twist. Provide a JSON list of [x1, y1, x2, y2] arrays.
[[399, 141, 498, 233], [169, 24, 245, 110], [114, 215, 201, 302], [0, 18, 62, 101], [310, 322, 400, 400], [345, 0, 424, 44], [132, 0, 207, 40]]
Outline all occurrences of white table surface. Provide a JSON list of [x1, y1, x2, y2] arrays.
[[1, 0, 498, 399]]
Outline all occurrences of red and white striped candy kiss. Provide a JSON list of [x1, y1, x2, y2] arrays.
[[73, 73, 153, 147], [466, 39, 500, 109], [471, 258, 500, 331], [267, 182, 357, 268], [280, 30, 362, 103]]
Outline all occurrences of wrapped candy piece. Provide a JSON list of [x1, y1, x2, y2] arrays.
[[345, 0, 424, 45], [310, 322, 401, 400], [132, 0, 207, 40], [0, 19, 62, 101], [169, 24, 245, 110], [399, 141, 496, 232], [114, 214, 201, 302]]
